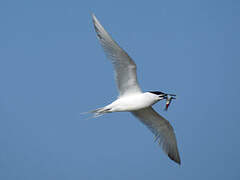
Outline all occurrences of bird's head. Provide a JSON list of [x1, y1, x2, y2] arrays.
[[149, 91, 167, 100], [149, 91, 176, 109]]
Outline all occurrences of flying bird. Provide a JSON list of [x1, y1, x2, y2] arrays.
[[89, 14, 181, 164]]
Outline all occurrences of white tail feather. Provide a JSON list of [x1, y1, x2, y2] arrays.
[[81, 107, 111, 118]]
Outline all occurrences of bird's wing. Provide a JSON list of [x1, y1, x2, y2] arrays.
[[92, 14, 142, 97], [131, 107, 181, 164]]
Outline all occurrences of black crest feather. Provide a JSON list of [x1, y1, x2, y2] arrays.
[[149, 91, 165, 95]]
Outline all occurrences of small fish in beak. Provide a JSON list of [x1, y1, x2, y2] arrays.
[[164, 94, 176, 111]]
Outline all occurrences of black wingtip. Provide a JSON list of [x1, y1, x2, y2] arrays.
[[168, 153, 181, 165]]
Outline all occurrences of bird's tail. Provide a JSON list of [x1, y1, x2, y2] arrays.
[[81, 106, 111, 118]]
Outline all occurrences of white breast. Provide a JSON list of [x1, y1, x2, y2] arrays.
[[108, 92, 158, 112]]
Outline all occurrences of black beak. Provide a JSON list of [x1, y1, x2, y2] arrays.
[[158, 93, 176, 100], [160, 94, 168, 99]]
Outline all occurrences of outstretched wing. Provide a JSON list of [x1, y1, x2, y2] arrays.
[[132, 107, 181, 164], [92, 14, 142, 97]]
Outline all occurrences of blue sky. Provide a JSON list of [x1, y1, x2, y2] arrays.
[[0, 0, 240, 179]]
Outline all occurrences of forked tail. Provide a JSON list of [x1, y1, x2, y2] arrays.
[[82, 107, 111, 118]]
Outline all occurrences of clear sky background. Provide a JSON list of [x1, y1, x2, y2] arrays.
[[1, 0, 240, 179]]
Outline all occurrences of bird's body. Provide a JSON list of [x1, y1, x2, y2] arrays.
[[88, 14, 181, 164], [97, 92, 161, 113]]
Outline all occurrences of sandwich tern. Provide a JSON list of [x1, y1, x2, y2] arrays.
[[89, 14, 181, 164]]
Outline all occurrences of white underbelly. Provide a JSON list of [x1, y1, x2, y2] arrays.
[[109, 94, 157, 112]]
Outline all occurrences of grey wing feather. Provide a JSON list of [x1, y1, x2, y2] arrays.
[[132, 107, 181, 164], [92, 14, 142, 96]]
